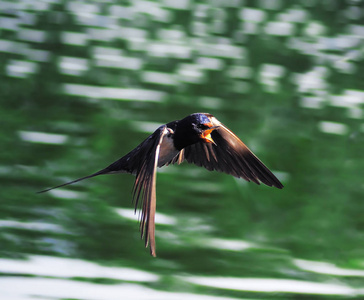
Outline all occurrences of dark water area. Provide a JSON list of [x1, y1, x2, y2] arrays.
[[1, 1, 364, 299]]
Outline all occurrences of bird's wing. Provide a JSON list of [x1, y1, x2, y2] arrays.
[[132, 125, 168, 257], [39, 125, 168, 257], [173, 118, 283, 189]]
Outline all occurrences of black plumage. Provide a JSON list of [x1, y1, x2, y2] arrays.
[[39, 113, 283, 256]]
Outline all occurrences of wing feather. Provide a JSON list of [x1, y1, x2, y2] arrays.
[[132, 125, 167, 257], [179, 118, 283, 189], [40, 125, 167, 257]]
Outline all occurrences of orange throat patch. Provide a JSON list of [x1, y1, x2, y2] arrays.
[[201, 129, 215, 144]]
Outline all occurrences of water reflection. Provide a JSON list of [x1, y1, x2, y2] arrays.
[[294, 259, 364, 277], [63, 84, 166, 102], [18, 131, 69, 145], [0, 257, 242, 300], [183, 276, 364, 296], [2, 254, 364, 298], [2, 0, 364, 299], [0, 277, 240, 300], [0, 255, 158, 281]]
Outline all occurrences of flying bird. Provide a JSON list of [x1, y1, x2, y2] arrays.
[[39, 113, 283, 256]]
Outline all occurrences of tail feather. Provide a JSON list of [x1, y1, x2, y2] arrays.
[[37, 169, 108, 193], [37, 151, 137, 194]]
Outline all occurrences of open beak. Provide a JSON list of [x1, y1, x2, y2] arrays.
[[200, 125, 219, 145]]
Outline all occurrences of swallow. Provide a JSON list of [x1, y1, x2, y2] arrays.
[[39, 113, 283, 256]]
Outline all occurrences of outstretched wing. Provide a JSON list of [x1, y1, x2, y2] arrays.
[[131, 125, 168, 257], [39, 125, 169, 257], [173, 117, 283, 189]]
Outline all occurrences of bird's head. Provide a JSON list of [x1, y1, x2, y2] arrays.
[[173, 113, 219, 150], [192, 120, 219, 145]]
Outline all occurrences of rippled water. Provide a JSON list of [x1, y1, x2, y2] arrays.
[[1, 0, 364, 299]]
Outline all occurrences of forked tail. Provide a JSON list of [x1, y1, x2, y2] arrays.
[[37, 169, 108, 193]]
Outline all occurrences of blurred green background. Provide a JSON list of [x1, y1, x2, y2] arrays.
[[1, 0, 364, 299]]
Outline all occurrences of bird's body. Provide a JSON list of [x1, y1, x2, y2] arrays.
[[156, 127, 179, 167], [39, 113, 283, 257]]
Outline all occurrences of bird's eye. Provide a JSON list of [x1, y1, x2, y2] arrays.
[[197, 123, 208, 130]]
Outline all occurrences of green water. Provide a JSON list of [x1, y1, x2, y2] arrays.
[[1, 0, 364, 299]]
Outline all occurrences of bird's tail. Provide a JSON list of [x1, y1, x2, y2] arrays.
[[38, 150, 137, 194], [37, 169, 109, 193]]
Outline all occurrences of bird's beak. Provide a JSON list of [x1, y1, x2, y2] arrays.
[[200, 125, 219, 145]]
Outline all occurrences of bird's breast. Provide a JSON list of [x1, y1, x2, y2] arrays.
[[158, 128, 179, 167]]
